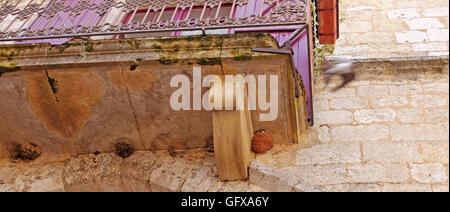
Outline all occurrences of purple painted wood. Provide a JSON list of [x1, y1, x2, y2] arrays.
[[232, 0, 313, 120]]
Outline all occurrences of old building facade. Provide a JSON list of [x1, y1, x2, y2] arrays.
[[0, 0, 448, 192]]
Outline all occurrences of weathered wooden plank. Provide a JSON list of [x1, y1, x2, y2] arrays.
[[211, 75, 254, 181]]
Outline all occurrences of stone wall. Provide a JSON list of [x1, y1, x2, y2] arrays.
[[308, 0, 450, 191], [247, 57, 449, 192], [271, 0, 450, 192], [332, 0, 449, 59], [302, 57, 449, 191]]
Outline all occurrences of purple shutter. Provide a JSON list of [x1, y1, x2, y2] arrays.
[[232, 0, 313, 121]]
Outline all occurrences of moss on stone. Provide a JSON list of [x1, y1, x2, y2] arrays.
[[78, 40, 95, 58], [127, 39, 142, 49], [54, 42, 71, 53], [0, 51, 19, 61], [158, 57, 179, 65], [233, 55, 252, 61], [0, 63, 21, 77], [196, 57, 222, 66]]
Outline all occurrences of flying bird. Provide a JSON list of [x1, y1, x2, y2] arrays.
[[322, 59, 359, 91]]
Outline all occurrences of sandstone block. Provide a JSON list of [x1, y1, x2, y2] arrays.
[[296, 143, 361, 165], [410, 163, 449, 183], [315, 110, 354, 125], [348, 164, 410, 183], [395, 31, 428, 43], [397, 108, 424, 123], [362, 141, 422, 163], [354, 109, 396, 124], [358, 85, 388, 96], [371, 96, 409, 108], [330, 98, 369, 110], [332, 125, 389, 142]]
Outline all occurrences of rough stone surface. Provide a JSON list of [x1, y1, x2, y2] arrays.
[[0, 150, 267, 192], [347, 164, 410, 183], [419, 141, 449, 163], [387, 9, 421, 19], [423, 7, 449, 17], [357, 86, 389, 97], [249, 160, 319, 192], [428, 29, 449, 41], [426, 108, 449, 122], [397, 108, 424, 123], [320, 184, 381, 192], [296, 144, 361, 165], [354, 109, 396, 124], [423, 82, 449, 92], [315, 110, 354, 125], [314, 99, 330, 111], [331, 0, 449, 58], [405, 18, 444, 30], [391, 124, 449, 141], [362, 142, 422, 163], [380, 183, 433, 192], [411, 95, 448, 108], [330, 98, 369, 110], [389, 85, 422, 95], [410, 163, 449, 183], [395, 31, 429, 43], [371, 96, 409, 108], [332, 125, 389, 142], [292, 1, 450, 192], [292, 164, 349, 186], [317, 126, 331, 143], [431, 183, 450, 192]]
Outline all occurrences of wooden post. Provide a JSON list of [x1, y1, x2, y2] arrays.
[[210, 75, 255, 181]]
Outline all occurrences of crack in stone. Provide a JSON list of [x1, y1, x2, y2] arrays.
[[119, 62, 146, 150], [45, 70, 59, 102]]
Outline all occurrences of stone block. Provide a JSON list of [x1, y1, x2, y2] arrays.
[[296, 143, 361, 165], [410, 163, 449, 183], [332, 125, 389, 142], [354, 109, 396, 124], [362, 141, 422, 163]]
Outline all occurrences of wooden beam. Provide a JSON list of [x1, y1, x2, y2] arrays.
[[210, 75, 255, 181]]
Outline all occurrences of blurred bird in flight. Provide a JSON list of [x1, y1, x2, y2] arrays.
[[322, 58, 359, 91]]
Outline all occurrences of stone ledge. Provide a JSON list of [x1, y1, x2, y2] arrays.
[[0, 150, 267, 192], [1, 32, 280, 69]]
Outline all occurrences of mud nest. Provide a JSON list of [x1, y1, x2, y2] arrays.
[[114, 141, 135, 159], [251, 130, 273, 154], [10, 143, 42, 161]]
